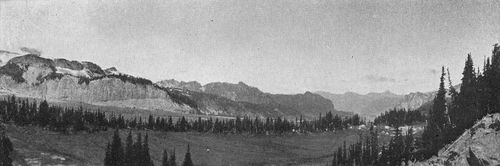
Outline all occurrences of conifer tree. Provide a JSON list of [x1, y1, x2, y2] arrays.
[[421, 67, 449, 156], [133, 133, 143, 166], [0, 135, 13, 166], [169, 148, 177, 166], [104, 142, 111, 166], [109, 129, 124, 166], [182, 145, 194, 166], [143, 134, 153, 166], [124, 131, 134, 166], [403, 127, 415, 164], [489, 44, 500, 114], [449, 54, 478, 137]]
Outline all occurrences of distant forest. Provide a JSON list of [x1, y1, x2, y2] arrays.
[[374, 108, 426, 128]]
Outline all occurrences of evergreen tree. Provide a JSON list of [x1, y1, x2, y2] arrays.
[[181, 145, 194, 166], [404, 127, 415, 164], [133, 133, 143, 166], [369, 125, 379, 165], [489, 44, 500, 114], [104, 142, 111, 166], [169, 148, 177, 166], [0, 135, 13, 166], [421, 67, 450, 157], [449, 54, 478, 138], [109, 129, 124, 166], [124, 131, 134, 166], [143, 134, 153, 166]]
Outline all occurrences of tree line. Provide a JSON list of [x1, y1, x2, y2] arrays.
[[374, 108, 425, 128], [0, 96, 364, 135]]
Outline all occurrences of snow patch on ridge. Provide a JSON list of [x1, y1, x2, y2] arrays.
[[55, 67, 91, 78], [0, 50, 21, 66]]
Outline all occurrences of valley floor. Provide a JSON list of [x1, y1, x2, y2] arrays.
[[5, 124, 370, 166]]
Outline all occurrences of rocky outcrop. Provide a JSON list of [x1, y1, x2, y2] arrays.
[[156, 79, 203, 92], [395, 92, 436, 111], [53, 58, 85, 70], [0, 75, 193, 112], [413, 113, 500, 166]]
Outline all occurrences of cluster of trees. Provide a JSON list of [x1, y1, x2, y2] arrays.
[[421, 44, 500, 158], [104, 129, 155, 166], [161, 145, 193, 166], [78, 73, 153, 86], [331, 126, 416, 166], [0, 97, 108, 133], [104, 129, 193, 166], [374, 108, 425, 127]]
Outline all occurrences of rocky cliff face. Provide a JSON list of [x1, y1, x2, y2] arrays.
[[0, 54, 193, 113], [413, 113, 500, 166], [395, 92, 436, 111]]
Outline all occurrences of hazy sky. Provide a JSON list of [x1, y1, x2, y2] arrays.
[[1, 0, 499, 94]]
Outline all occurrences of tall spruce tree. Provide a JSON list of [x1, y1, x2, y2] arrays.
[[449, 54, 478, 139], [124, 131, 134, 166], [181, 145, 194, 166], [421, 67, 449, 156], [489, 44, 500, 114], [109, 129, 125, 166]]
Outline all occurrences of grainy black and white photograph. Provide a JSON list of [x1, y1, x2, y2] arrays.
[[0, 0, 499, 165]]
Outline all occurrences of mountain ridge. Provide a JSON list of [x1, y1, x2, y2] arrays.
[[156, 79, 347, 118]]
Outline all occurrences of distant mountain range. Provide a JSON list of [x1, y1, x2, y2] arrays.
[[0, 50, 347, 119], [315, 90, 437, 119], [156, 80, 349, 118]]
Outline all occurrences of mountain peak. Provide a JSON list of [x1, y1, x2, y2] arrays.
[[0, 50, 21, 66]]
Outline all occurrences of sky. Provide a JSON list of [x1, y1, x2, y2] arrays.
[[0, 0, 499, 95]]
